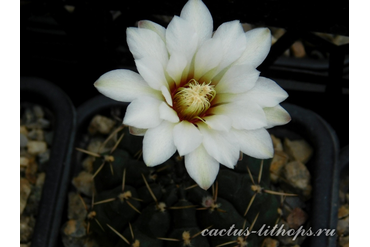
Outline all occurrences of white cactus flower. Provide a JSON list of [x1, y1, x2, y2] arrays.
[[94, 0, 291, 190]]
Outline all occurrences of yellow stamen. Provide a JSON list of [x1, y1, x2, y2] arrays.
[[173, 79, 216, 120]]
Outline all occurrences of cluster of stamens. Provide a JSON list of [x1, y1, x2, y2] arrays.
[[173, 79, 216, 121]]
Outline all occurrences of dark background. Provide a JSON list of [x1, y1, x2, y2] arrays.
[[20, 0, 349, 147]]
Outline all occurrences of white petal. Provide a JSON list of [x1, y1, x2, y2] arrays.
[[194, 38, 223, 80], [264, 105, 291, 128], [160, 85, 173, 106], [210, 100, 267, 130], [129, 126, 147, 136], [231, 128, 273, 159], [212, 20, 247, 75], [235, 28, 272, 68], [123, 96, 162, 128], [245, 77, 288, 107], [215, 64, 260, 93], [198, 123, 239, 169], [138, 20, 166, 43], [159, 102, 179, 123], [166, 16, 198, 65], [211, 93, 238, 105], [94, 69, 161, 102], [166, 52, 188, 87], [173, 121, 202, 156], [185, 145, 219, 190], [135, 57, 168, 90], [127, 27, 168, 67], [180, 0, 213, 46], [203, 115, 231, 131], [143, 121, 176, 166]]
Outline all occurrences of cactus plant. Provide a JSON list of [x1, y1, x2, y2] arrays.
[[62, 117, 297, 247], [63, 0, 296, 243]]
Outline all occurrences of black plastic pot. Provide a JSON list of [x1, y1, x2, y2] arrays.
[[269, 103, 340, 247], [339, 145, 349, 181], [59, 95, 340, 247], [338, 145, 349, 208], [20, 77, 76, 247]]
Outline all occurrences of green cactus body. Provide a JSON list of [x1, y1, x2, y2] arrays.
[[69, 122, 283, 247]]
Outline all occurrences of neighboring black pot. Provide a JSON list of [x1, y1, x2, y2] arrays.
[[57, 95, 129, 246], [59, 96, 340, 247], [21, 77, 76, 247], [269, 103, 340, 247]]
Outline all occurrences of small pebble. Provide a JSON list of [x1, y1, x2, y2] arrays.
[[27, 141, 47, 155], [27, 129, 44, 141], [270, 150, 289, 183], [62, 219, 86, 237], [72, 171, 94, 197], [82, 156, 95, 173], [20, 178, 32, 214], [23, 173, 45, 216], [284, 196, 306, 211], [36, 172, 46, 187], [87, 138, 111, 154], [38, 150, 50, 167], [291, 41, 306, 58], [337, 216, 349, 236], [271, 135, 284, 151], [286, 207, 308, 230], [338, 204, 349, 219], [20, 133, 29, 148], [37, 118, 51, 129], [20, 157, 29, 167], [24, 108, 37, 125], [20, 215, 36, 242], [68, 192, 88, 220], [88, 115, 116, 135], [276, 220, 306, 245], [20, 125, 28, 136], [61, 220, 87, 247], [284, 138, 313, 164], [261, 237, 279, 247], [25, 158, 38, 184], [33, 105, 44, 119], [338, 235, 349, 247], [282, 161, 312, 199]]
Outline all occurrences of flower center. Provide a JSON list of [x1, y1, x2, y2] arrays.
[[173, 79, 216, 121]]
